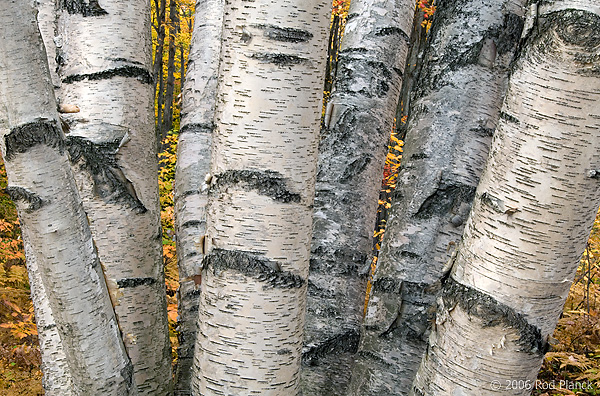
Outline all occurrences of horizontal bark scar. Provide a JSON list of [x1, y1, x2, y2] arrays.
[[246, 52, 310, 67], [203, 249, 305, 289], [116, 277, 157, 288], [66, 136, 147, 213], [441, 277, 548, 355], [4, 120, 65, 161], [211, 169, 301, 203], [253, 24, 314, 43], [301, 329, 360, 366], [5, 187, 45, 213], [62, 66, 152, 85], [60, 0, 108, 17]]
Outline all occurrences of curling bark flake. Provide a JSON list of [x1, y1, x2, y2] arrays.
[[190, 1, 330, 394], [348, 1, 528, 394], [173, 0, 223, 393], [301, 0, 415, 394], [53, 1, 173, 394], [412, 2, 600, 394], [0, 3, 134, 394]]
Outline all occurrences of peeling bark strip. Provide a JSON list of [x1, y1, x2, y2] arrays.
[[4, 121, 64, 161], [441, 278, 547, 355], [253, 24, 314, 43], [60, 0, 108, 16], [4, 187, 45, 213], [204, 249, 305, 289], [212, 169, 301, 203], [302, 329, 360, 366], [66, 136, 147, 213], [62, 66, 153, 85]]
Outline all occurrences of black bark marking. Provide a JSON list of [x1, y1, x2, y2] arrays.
[[247, 52, 309, 67], [309, 245, 368, 276], [60, 0, 108, 16], [500, 111, 520, 125], [375, 27, 410, 43], [470, 125, 495, 137], [181, 220, 203, 228], [212, 169, 301, 203], [415, 184, 476, 220], [339, 155, 372, 183], [302, 329, 360, 366], [62, 66, 152, 85], [66, 136, 147, 213], [203, 249, 305, 289], [116, 277, 157, 288], [4, 121, 65, 161], [179, 123, 214, 135], [441, 277, 548, 355], [5, 187, 45, 213], [253, 24, 313, 43]]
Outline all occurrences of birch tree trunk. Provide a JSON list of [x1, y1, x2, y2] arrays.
[[412, 2, 600, 394], [53, 2, 172, 394], [173, 0, 223, 393], [348, 1, 527, 394], [0, 3, 135, 394], [25, 2, 75, 394], [301, 0, 415, 394], [190, 1, 330, 394]]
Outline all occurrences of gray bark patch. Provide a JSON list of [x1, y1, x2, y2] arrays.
[[247, 52, 310, 67], [66, 136, 147, 213], [212, 169, 301, 203], [62, 66, 152, 85], [116, 277, 157, 288], [4, 120, 65, 161], [442, 277, 548, 355], [253, 24, 313, 43], [204, 249, 305, 289], [302, 329, 360, 366], [415, 184, 476, 220], [5, 187, 45, 213], [60, 0, 108, 16]]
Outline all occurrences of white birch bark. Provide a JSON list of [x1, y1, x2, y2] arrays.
[[0, 3, 135, 394], [191, 1, 330, 394], [302, 0, 415, 394], [349, 1, 527, 394], [173, 0, 223, 393], [412, 2, 600, 394], [30, 3, 75, 393], [53, 2, 172, 394]]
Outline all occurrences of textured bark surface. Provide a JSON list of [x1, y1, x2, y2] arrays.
[[413, 2, 600, 394], [0, 3, 135, 394], [173, 0, 223, 393], [54, 2, 172, 394], [191, 1, 329, 394], [349, 1, 527, 394], [301, 0, 415, 394]]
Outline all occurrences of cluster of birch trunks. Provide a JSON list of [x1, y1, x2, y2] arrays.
[[0, 0, 599, 395]]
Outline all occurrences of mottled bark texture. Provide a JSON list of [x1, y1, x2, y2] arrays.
[[173, 0, 223, 393], [302, 0, 415, 394], [349, 1, 527, 394], [54, 1, 172, 394], [191, 1, 330, 394], [0, 3, 135, 394], [412, 2, 600, 394]]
